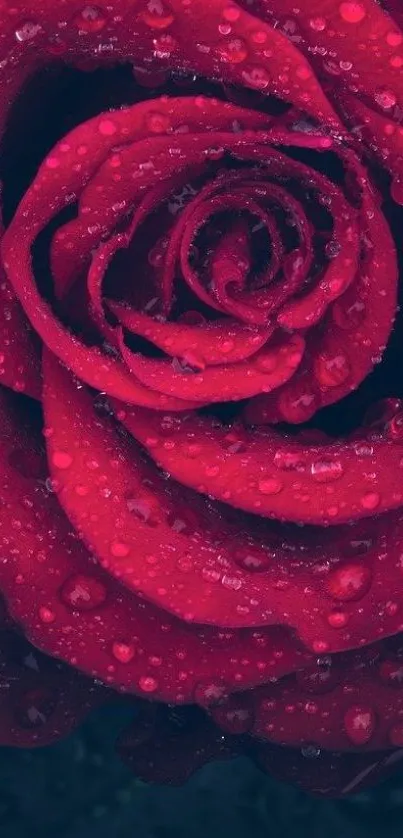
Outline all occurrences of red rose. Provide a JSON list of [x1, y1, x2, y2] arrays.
[[1, 0, 403, 797]]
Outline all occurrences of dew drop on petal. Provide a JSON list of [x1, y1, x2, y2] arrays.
[[241, 66, 270, 91], [73, 5, 108, 33], [257, 477, 283, 495], [339, 2, 366, 24], [301, 744, 321, 758], [360, 492, 380, 511], [51, 451, 73, 470], [139, 675, 159, 693], [314, 351, 350, 388], [344, 705, 376, 746], [112, 642, 136, 664], [60, 574, 107, 611], [38, 606, 56, 624], [310, 459, 344, 483], [326, 563, 372, 602], [110, 541, 131, 558], [15, 21, 43, 42], [374, 87, 398, 110], [219, 37, 248, 64], [194, 681, 229, 707]]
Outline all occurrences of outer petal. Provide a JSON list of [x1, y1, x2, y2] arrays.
[[41, 353, 403, 654], [212, 641, 403, 751], [0, 374, 310, 699], [0, 629, 102, 748]]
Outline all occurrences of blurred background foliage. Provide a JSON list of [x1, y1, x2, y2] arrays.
[[2, 704, 403, 838]]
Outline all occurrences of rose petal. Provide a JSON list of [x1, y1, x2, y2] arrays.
[[119, 332, 305, 403], [0, 376, 311, 699], [0, 629, 102, 748], [115, 405, 403, 524], [110, 305, 273, 367], [213, 640, 403, 752]]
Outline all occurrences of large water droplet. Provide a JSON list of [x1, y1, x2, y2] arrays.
[[73, 5, 108, 32], [15, 21, 43, 42], [257, 477, 283, 495], [112, 641, 136, 664], [51, 451, 73, 470], [326, 562, 372, 602], [139, 675, 159, 693], [311, 459, 344, 483], [301, 743, 321, 758], [344, 705, 376, 745], [314, 351, 350, 388], [339, 2, 366, 24], [194, 680, 229, 707], [60, 574, 107, 611], [241, 66, 270, 91], [219, 37, 248, 64], [141, 0, 174, 29]]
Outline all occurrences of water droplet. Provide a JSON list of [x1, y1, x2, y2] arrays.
[[153, 33, 178, 58], [98, 118, 117, 136], [344, 705, 376, 745], [194, 680, 229, 707], [60, 574, 107, 611], [38, 606, 56, 624], [139, 675, 159, 693], [15, 21, 43, 42], [51, 451, 73, 470], [309, 17, 326, 31], [73, 5, 107, 32], [378, 660, 403, 687], [241, 66, 270, 91], [326, 562, 372, 602], [145, 110, 171, 133], [314, 351, 350, 388], [110, 541, 130, 558], [126, 497, 157, 525], [386, 30, 403, 47], [140, 0, 174, 29], [233, 546, 272, 572], [112, 642, 136, 664], [374, 87, 397, 110], [301, 743, 321, 758], [223, 4, 241, 22], [311, 459, 344, 483], [219, 37, 248, 64], [360, 492, 380, 511], [258, 478, 283, 495], [327, 609, 349, 628], [273, 449, 306, 472], [332, 298, 366, 330], [339, 2, 366, 24]]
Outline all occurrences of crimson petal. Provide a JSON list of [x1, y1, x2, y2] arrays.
[[114, 407, 403, 524], [120, 332, 305, 403], [40, 354, 403, 653], [0, 375, 311, 699], [213, 641, 403, 752]]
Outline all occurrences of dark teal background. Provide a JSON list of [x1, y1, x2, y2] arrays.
[[2, 706, 403, 838]]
